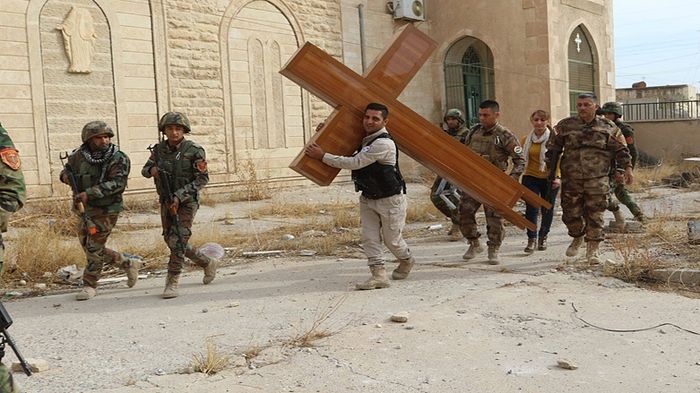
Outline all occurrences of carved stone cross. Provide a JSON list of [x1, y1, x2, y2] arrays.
[[574, 33, 582, 53], [280, 25, 550, 230]]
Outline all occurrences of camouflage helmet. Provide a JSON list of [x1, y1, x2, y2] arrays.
[[81, 121, 114, 143], [443, 108, 466, 125], [601, 102, 624, 117], [158, 112, 191, 133]]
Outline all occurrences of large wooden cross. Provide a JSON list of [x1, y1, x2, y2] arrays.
[[280, 25, 550, 230]]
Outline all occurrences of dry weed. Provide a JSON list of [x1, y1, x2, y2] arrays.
[[4, 222, 83, 280], [605, 235, 661, 282], [191, 339, 231, 375], [234, 155, 271, 201], [283, 295, 347, 348], [122, 197, 159, 213], [406, 200, 441, 223]]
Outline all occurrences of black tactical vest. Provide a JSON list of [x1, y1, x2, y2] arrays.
[[351, 133, 406, 199]]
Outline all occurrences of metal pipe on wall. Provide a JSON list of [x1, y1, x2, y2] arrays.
[[358, 3, 367, 72]]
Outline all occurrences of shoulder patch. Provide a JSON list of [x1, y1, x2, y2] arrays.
[[360, 145, 372, 153], [194, 159, 207, 173], [0, 148, 21, 170], [514, 146, 523, 154]]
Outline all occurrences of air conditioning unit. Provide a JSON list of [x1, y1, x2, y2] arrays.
[[392, 0, 425, 21]]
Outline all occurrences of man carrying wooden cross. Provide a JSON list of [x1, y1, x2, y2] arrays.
[[305, 103, 415, 291]]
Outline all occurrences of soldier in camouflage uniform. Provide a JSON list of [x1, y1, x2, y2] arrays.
[[430, 109, 469, 240], [0, 363, 17, 393], [460, 100, 525, 264], [60, 121, 138, 301], [142, 112, 217, 299], [600, 102, 647, 224], [0, 123, 26, 279], [546, 94, 633, 264]]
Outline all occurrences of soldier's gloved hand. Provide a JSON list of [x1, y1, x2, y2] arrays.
[[149, 166, 159, 179], [169, 196, 180, 215]]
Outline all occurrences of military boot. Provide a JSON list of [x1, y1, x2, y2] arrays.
[[448, 223, 462, 241], [76, 286, 96, 301], [462, 239, 484, 260], [355, 265, 390, 290], [487, 246, 500, 265], [586, 241, 602, 265], [123, 255, 143, 288], [565, 236, 584, 257], [537, 236, 547, 251], [392, 256, 415, 280], [612, 209, 626, 229], [630, 206, 647, 224], [203, 258, 218, 285], [524, 238, 536, 254], [162, 274, 180, 299]]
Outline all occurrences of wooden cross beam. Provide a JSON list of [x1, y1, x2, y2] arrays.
[[280, 25, 551, 230]]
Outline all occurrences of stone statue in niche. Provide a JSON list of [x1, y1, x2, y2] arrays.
[[56, 6, 97, 74]]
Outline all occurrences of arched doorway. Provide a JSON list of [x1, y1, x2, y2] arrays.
[[568, 25, 596, 115], [444, 37, 494, 126]]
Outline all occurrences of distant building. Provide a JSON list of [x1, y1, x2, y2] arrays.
[[616, 83, 698, 104]]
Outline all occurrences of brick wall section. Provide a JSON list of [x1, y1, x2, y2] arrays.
[[0, 0, 38, 187], [164, 0, 227, 173]]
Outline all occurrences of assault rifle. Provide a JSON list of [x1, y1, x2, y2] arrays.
[[433, 178, 460, 212], [147, 145, 185, 253], [59, 152, 96, 239], [0, 302, 32, 376]]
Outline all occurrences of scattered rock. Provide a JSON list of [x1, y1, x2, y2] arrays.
[[298, 250, 317, 257], [281, 234, 295, 241], [427, 224, 443, 231], [34, 283, 47, 289], [42, 272, 53, 279], [201, 308, 208, 313], [154, 368, 166, 376], [404, 325, 415, 330], [456, 309, 467, 314], [18, 280, 26, 286], [226, 302, 240, 308], [556, 359, 578, 370], [390, 313, 408, 323], [12, 358, 49, 373], [375, 323, 382, 328]]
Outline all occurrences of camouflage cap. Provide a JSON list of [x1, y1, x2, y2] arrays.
[[444, 108, 466, 125], [81, 121, 114, 143], [158, 112, 191, 133], [601, 102, 623, 117]]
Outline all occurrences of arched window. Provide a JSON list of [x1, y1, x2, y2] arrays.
[[444, 37, 495, 126], [568, 25, 596, 115]]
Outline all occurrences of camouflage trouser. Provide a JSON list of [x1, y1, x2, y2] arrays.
[[430, 177, 460, 225], [79, 211, 126, 288], [161, 202, 211, 275], [607, 181, 642, 217], [561, 177, 609, 242], [458, 194, 504, 247], [0, 363, 17, 393]]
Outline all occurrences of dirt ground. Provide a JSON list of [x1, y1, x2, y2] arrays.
[[3, 181, 700, 393]]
